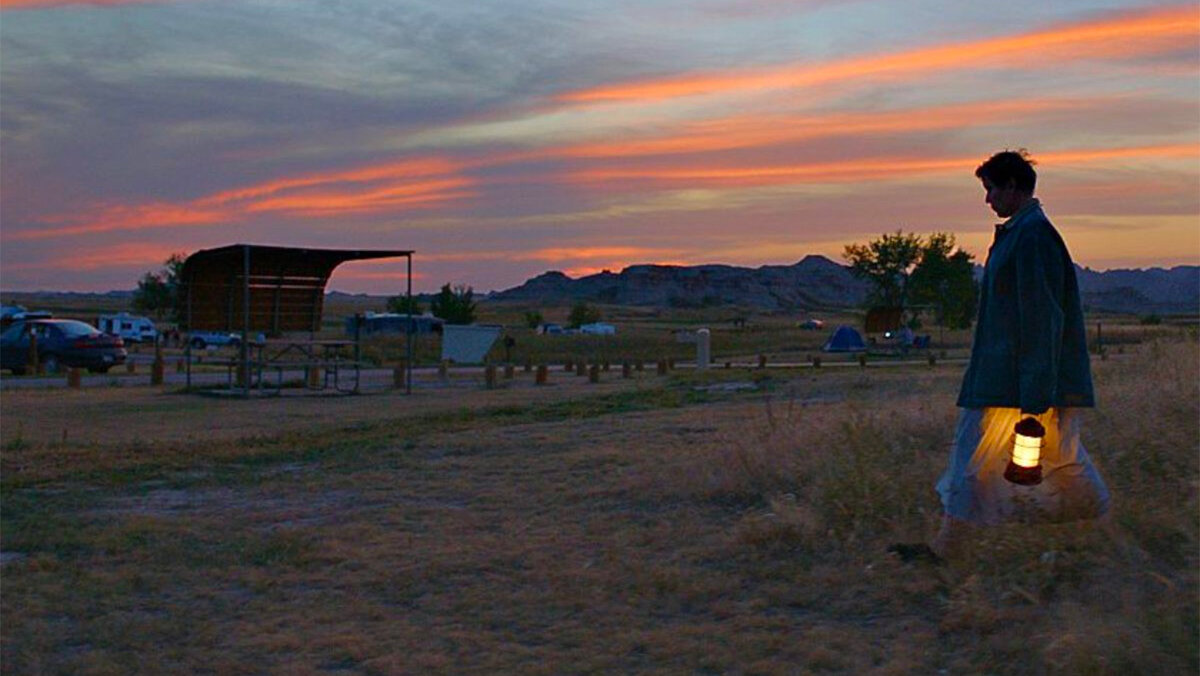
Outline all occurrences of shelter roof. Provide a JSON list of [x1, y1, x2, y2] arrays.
[[180, 244, 412, 333]]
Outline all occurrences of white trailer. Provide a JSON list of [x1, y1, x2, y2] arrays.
[[98, 312, 158, 343]]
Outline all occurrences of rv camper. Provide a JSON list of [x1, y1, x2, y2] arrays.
[[98, 312, 158, 344]]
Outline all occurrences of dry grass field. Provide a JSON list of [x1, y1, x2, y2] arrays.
[[1, 326, 1196, 674]]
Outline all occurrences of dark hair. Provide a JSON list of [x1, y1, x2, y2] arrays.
[[975, 149, 1037, 193]]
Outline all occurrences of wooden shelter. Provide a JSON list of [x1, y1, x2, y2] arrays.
[[179, 244, 413, 395]]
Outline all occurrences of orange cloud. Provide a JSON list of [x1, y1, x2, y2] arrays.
[[569, 143, 1199, 187], [0, 0, 165, 8], [559, 6, 1198, 104], [13, 156, 475, 240], [516, 246, 672, 261], [558, 98, 1084, 158], [245, 178, 474, 216]]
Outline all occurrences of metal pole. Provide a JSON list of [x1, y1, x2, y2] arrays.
[[185, 268, 193, 388], [406, 253, 413, 395], [242, 244, 250, 397]]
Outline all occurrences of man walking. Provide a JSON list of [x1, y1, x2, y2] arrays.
[[896, 150, 1110, 562]]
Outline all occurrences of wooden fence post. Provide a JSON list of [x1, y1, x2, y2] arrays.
[[535, 364, 548, 385], [28, 332, 40, 374], [151, 341, 164, 385], [67, 368, 81, 389], [588, 364, 600, 383]]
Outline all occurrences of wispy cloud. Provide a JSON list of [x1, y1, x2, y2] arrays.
[[558, 6, 1197, 104], [0, 0, 168, 9], [10, 157, 476, 240], [567, 143, 1199, 188]]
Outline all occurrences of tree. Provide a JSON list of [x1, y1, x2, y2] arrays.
[[908, 233, 978, 330], [567, 302, 602, 328], [429, 283, 476, 325], [523, 311, 544, 329], [843, 230, 923, 308], [386, 294, 423, 315], [132, 253, 187, 321], [845, 231, 978, 331]]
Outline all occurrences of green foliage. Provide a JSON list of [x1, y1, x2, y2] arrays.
[[567, 302, 602, 328], [386, 294, 423, 315], [845, 231, 977, 330], [523, 311, 544, 329], [430, 283, 476, 325], [1140, 314, 1162, 325], [843, 230, 923, 308], [908, 232, 978, 330], [132, 253, 187, 322]]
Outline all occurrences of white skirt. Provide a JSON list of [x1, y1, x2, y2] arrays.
[[936, 408, 1110, 524]]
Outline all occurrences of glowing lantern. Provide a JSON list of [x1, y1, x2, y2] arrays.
[[1004, 417, 1045, 485]]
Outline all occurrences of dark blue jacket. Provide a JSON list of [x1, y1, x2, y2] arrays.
[[957, 201, 1094, 413]]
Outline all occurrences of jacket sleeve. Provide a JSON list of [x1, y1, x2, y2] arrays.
[[1014, 224, 1065, 414]]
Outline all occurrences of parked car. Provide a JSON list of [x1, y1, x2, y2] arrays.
[[187, 331, 265, 349], [0, 319, 127, 375], [0, 305, 52, 329]]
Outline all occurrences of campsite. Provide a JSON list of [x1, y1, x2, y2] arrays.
[[1, 295, 1196, 674]]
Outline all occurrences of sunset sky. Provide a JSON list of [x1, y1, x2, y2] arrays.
[[1, 0, 1197, 294]]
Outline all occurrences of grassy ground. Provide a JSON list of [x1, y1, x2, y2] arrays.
[[1, 334, 1196, 674]]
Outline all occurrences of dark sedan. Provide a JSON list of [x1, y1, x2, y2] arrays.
[[0, 319, 127, 375]]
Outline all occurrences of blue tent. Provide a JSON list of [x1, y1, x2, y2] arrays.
[[823, 325, 866, 353]]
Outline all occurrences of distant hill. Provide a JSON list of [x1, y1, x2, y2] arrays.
[[492, 256, 1200, 314], [490, 255, 870, 311], [1076, 266, 1200, 315]]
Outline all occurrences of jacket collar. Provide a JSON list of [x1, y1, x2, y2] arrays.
[[995, 198, 1041, 234]]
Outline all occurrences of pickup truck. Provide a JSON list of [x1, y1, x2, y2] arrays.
[[188, 331, 265, 349]]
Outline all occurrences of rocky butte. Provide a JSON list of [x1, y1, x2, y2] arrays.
[[489, 255, 1199, 314]]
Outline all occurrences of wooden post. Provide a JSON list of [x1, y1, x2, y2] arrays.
[[393, 360, 407, 389], [504, 364, 515, 379], [667, 358, 675, 371], [576, 361, 586, 377], [126, 360, 136, 374], [588, 364, 600, 383], [524, 357, 532, 373], [535, 364, 548, 385], [28, 332, 39, 374], [657, 359, 668, 376], [757, 354, 767, 369], [622, 362, 631, 379], [306, 365, 319, 388], [928, 353, 937, 367], [564, 359, 574, 372], [151, 341, 164, 385], [724, 361, 731, 369], [67, 368, 81, 389], [602, 360, 610, 372], [438, 360, 449, 380], [485, 364, 497, 389], [811, 356, 822, 368], [858, 353, 867, 368], [635, 360, 644, 372]]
